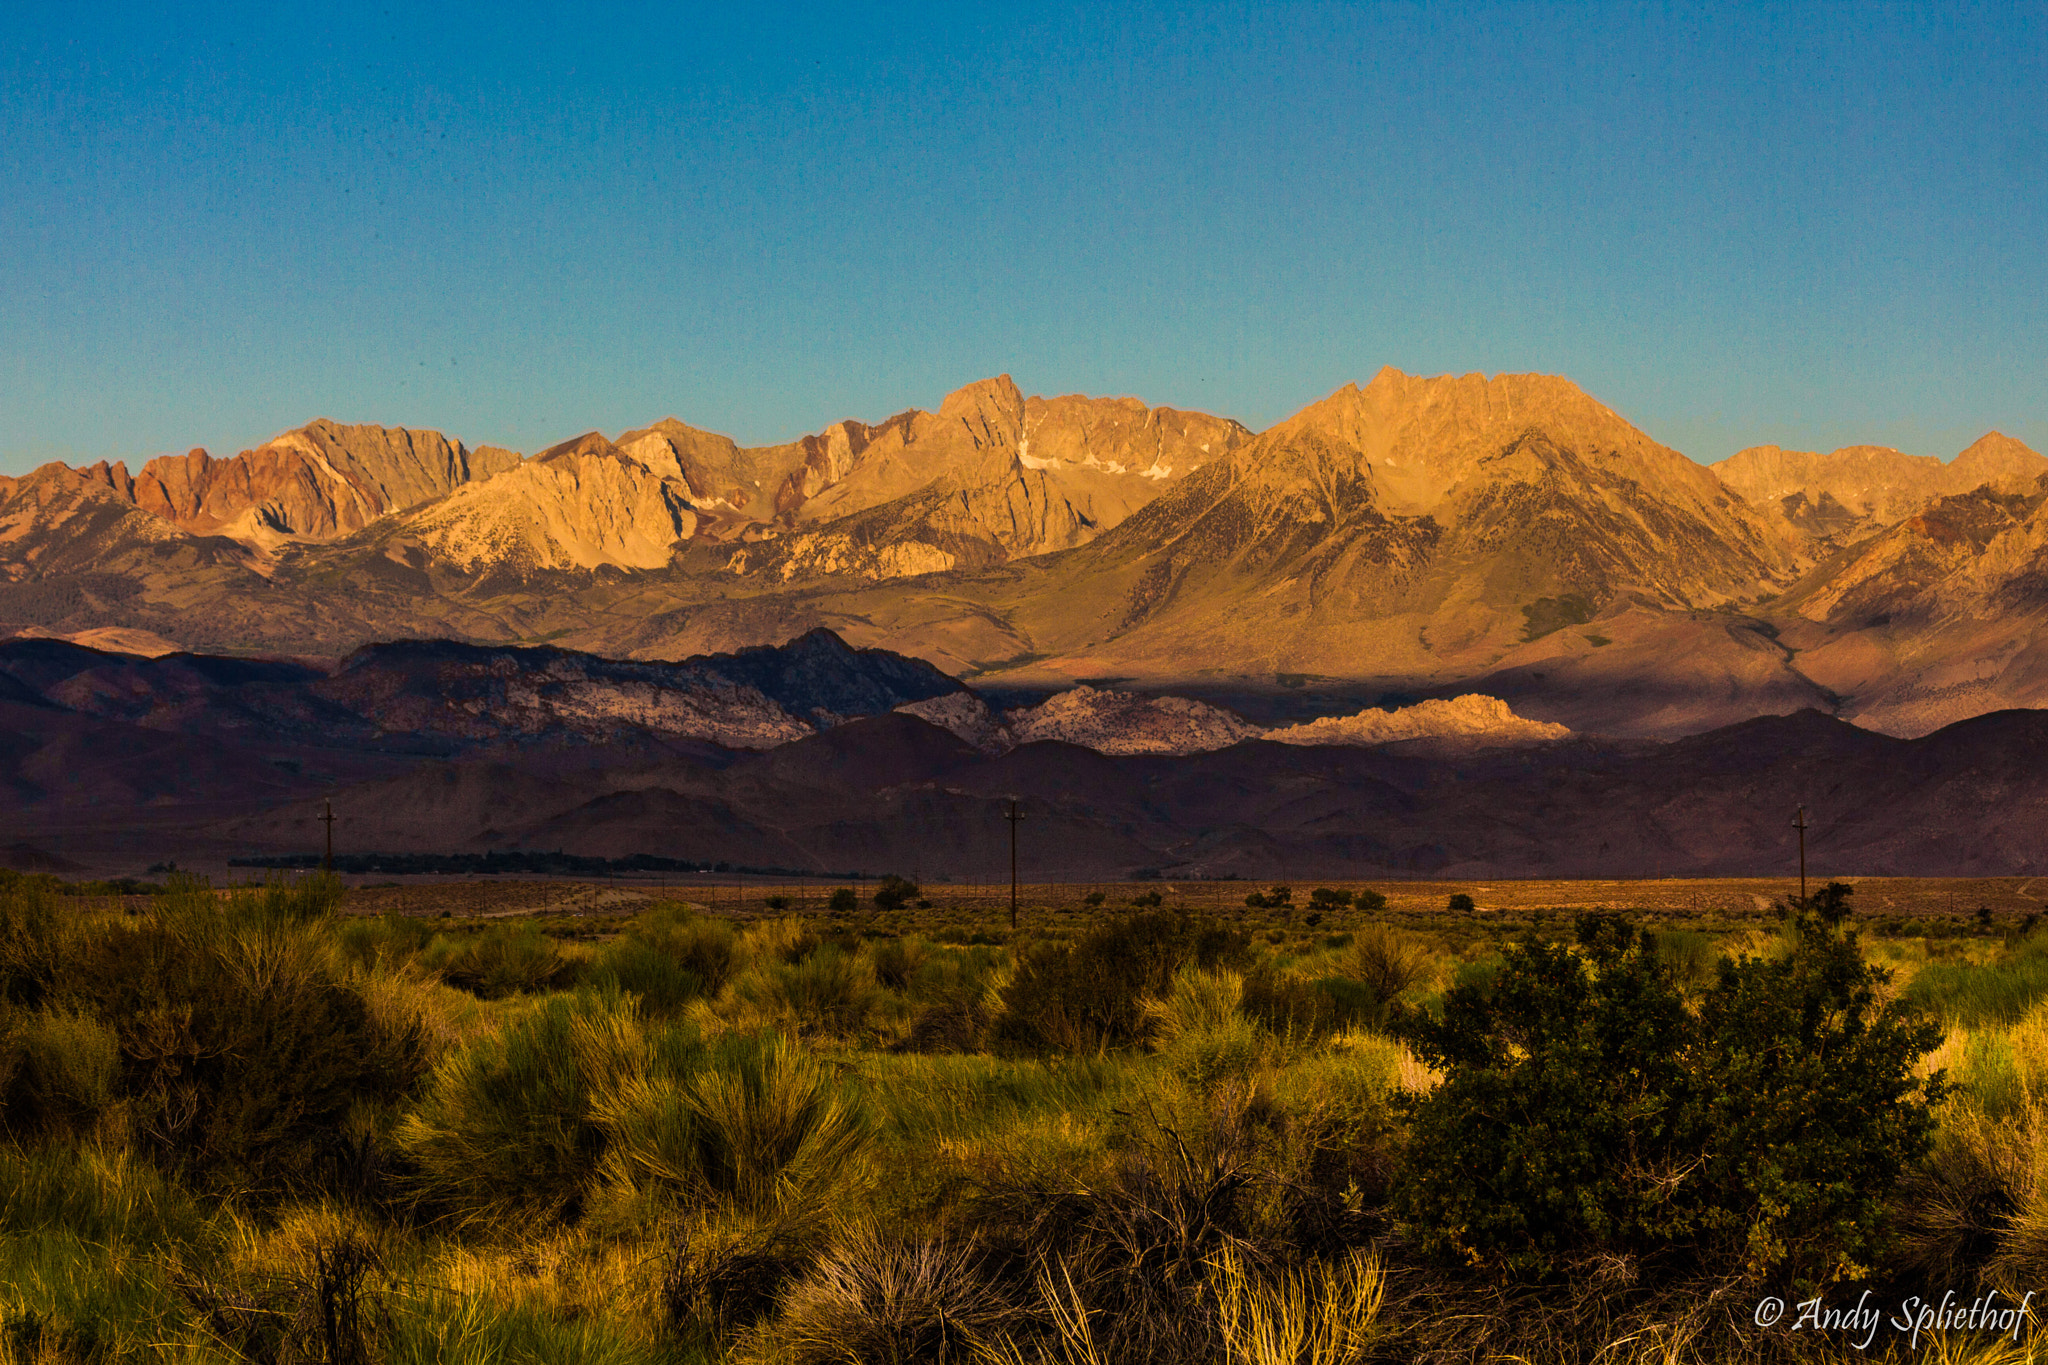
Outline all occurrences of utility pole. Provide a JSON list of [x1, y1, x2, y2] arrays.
[[321, 798, 336, 874], [1005, 799, 1024, 931], [1792, 805, 1809, 903]]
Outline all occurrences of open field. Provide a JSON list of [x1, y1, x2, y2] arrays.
[[316, 874, 2048, 924], [10, 869, 2048, 1362]]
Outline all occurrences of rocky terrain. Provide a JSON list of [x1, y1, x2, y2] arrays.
[[1, 367, 2043, 742]]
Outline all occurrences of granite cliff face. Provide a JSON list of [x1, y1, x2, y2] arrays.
[[720, 377, 1250, 582], [72, 421, 518, 549]]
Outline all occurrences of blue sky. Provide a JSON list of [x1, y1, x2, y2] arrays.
[[3, 2, 2043, 472]]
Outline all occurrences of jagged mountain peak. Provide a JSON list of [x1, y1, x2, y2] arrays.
[[535, 431, 621, 464], [1222, 367, 1729, 524], [1952, 431, 2048, 483]]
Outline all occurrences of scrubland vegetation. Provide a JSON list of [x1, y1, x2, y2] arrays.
[[4, 872, 2048, 1362]]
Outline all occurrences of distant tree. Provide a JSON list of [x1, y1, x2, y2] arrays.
[[872, 875, 919, 911], [828, 887, 858, 914], [1127, 890, 1163, 908], [1083, 891, 1106, 908], [1355, 888, 1388, 913], [1245, 885, 1294, 910], [1446, 892, 1476, 913], [1309, 887, 1354, 908], [763, 895, 791, 911]]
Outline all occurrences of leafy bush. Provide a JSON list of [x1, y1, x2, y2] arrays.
[[1445, 893, 1476, 913], [1310, 888, 1353, 908], [829, 888, 858, 914], [1245, 885, 1293, 909], [1391, 905, 1945, 1284], [994, 912, 1250, 1051]]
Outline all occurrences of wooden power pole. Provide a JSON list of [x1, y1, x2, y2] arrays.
[[1792, 805, 1809, 903], [1005, 799, 1024, 931], [321, 798, 337, 874]]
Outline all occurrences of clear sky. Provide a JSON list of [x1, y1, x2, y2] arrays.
[[3, 2, 2043, 473]]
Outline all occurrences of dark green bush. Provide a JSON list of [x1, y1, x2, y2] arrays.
[[586, 939, 706, 1017], [0, 1005, 120, 1139], [1237, 969, 1378, 1039], [993, 912, 1249, 1051], [871, 876, 919, 911], [1391, 903, 1944, 1285], [423, 920, 578, 998], [828, 888, 858, 914], [31, 886, 428, 1197], [1309, 887, 1353, 908], [582, 909, 756, 1017], [1446, 892, 1476, 913]]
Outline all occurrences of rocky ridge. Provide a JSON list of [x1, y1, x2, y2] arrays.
[[1, 369, 2043, 743]]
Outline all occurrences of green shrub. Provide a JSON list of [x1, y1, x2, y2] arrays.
[[422, 920, 577, 998], [1655, 928, 1719, 991], [731, 946, 880, 1040], [585, 938, 706, 1017], [397, 989, 655, 1228], [335, 912, 435, 971], [0, 1008, 120, 1140], [0, 875, 69, 1009], [43, 900, 427, 1198], [1309, 888, 1353, 908], [1338, 926, 1433, 1021], [1445, 893, 1475, 913], [994, 912, 1250, 1051], [600, 1032, 872, 1220], [0, 1143, 210, 1251], [829, 888, 858, 914], [1391, 907, 1945, 1285], [869, 937, 928, 992], [765, 1227, 1019, 1365], [871, 876, 919, 911]]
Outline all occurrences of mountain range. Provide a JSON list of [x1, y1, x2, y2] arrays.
[[3, 628, 2046, 880], [3, 368, 2043, 740]]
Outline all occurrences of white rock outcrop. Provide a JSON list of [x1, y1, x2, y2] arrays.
[[1264, 694, 1570, 748]]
